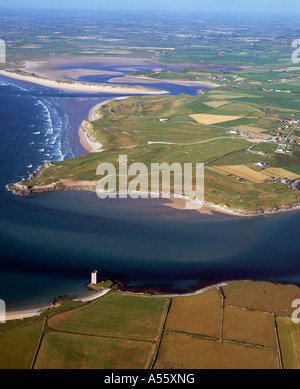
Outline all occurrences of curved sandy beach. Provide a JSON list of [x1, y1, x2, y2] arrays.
[[79, 96, 131, 153], [5, 289, 110, 321], [0, 69, 169, 95]]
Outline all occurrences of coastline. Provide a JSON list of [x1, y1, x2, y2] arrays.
[[0, 69, 169, 95], [79, 96, 130, 153], [3, 59, 300, 319], [5, 289, 110, 321], [79, 121, 103, 153], [7, 64, 297, 218], [5, 277, 300, 321], [69, 96, 300, 218], [0, 280, 249, 321], [7, 180, 300, 218]]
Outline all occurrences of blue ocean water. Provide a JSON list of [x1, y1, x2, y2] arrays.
[[0, 73, 300, 312]]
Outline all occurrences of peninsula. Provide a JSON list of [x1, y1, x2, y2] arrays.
[[8, 88, 300, 216]]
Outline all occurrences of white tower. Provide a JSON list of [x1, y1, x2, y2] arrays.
[[91, 270, 98, 285]]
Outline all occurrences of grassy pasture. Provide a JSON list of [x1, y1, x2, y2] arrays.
[[209, 150, 266, 166], [204, 100, 230, 108], [222, 281, 300, 316], [35, 332, 155, 369], [276, 316, 300, 369], [213, 117, 255, 128], [285, 165, 300, 175], [235, 125, 267, 133], [165, 289, 222, 338], [222, 306, 277, 348], [207, 93, 255, 100], [48, 291, 169, 341], [154, 332, 279, 369], [0, 319, 44, 369], [1, 281, 300, 369], [216, 102, 259, 114]]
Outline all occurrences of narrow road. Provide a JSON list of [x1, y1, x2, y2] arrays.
[[147, 136, 235, 146], [285, 120, 300, 142]]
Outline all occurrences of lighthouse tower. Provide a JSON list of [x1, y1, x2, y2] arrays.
[[91, 270, 98, 285]]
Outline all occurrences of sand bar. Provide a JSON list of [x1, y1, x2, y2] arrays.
[[18, 56, 189, 81], [18, 57, 219, 90], [108, 75, 219, 89], [0, 69, 168, 95]]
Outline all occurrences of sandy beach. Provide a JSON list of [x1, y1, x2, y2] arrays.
[[163, 197, 216, 215], [5, 289, 110, 321], [5, 309, 44, 321], [79, 122, 103, 153], [0, 69, 168, 95], [79, 96, 130, 153]]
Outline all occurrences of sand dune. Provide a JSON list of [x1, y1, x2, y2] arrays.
[[0, 69, 168, 95]]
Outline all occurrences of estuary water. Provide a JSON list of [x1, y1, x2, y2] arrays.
[[0, 72, 300, 312]]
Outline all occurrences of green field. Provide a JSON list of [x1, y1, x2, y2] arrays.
[[1, 281, 300, 369], [35, 332, 156, 369], [48, 292, 169, 341], [2, 10, 298, 69], [276, 316, 300, 369], [0, 319, 45, 369]]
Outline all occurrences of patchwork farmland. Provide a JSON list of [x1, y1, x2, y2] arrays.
[[1, 281, 300, 369]]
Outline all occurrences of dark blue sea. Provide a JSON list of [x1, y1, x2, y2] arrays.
[[0, 70, 300, 312]]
